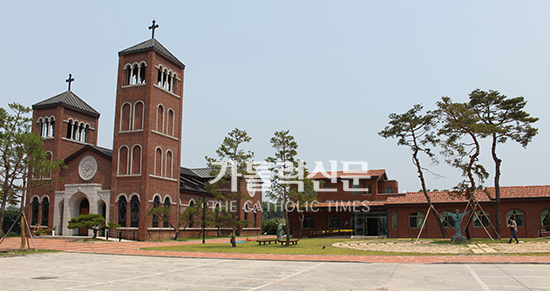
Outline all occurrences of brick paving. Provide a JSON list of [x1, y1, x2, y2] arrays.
[[1, 237, 550, 264]]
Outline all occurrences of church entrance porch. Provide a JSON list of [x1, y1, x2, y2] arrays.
[[54, 183, 111, 237]]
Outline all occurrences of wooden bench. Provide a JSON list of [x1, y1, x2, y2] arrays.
[[278, 239, 299, 246], [257, 238, 278, 245], [312, 229, 353, 237], [539, 229, 550, 238]]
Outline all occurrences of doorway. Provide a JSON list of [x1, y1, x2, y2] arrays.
[[352, 212, 387, 236], [79, 198, 89, 236]]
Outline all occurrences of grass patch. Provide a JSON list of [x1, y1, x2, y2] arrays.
[[0, 249, 59, 257], [145, 238, 436, 256], [71, 238, 111, 242], [148, 236, 224, 242]]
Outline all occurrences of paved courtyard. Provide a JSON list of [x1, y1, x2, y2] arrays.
[[1, 252, 550, 290], [335, 240, 550, 254]]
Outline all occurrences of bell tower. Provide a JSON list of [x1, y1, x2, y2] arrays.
[[111, 21, 185, 240]]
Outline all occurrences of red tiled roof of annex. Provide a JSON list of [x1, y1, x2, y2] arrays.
[[308, 169, 386, 180], [386, 185, 550, 205], [314, 200, 387, 208]]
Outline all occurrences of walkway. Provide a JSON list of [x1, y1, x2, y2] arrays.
[[1, 237, 550, 264]]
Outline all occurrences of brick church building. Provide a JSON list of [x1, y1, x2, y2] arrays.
[[26, 27, 262, 241]]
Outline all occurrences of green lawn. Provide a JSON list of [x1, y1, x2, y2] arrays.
[[144, 237, 550, 256], [145, 238, 437, 256], [0, 249, 60, 257], [148, 236, 227, 242]]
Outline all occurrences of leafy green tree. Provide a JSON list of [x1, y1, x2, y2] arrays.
[[0, 103, 64, 238], [67, 214, 119, 239], [262, 201, 284, 221], [266, 130, 298, 246], [468, 89, 538, 237], [2, 205, 21, 235], [147, 203, 199, 239], [290, 167, 317, 239], [379, 104, 449, 238], [206, 128, 254, 247], [437, 97, 491, 239]]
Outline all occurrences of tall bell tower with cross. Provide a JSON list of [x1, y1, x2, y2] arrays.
[[111, 21, 186, 241]]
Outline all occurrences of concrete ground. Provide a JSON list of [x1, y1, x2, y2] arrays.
[[1, 252, 549, 291]]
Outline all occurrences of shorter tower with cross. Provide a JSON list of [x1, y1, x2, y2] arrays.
[[149, 20, 159, 39], [66, 74, 75, 91]]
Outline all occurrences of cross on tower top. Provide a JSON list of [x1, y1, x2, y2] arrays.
[[66, 74, 74, 91], [149, 20, 159, 39]]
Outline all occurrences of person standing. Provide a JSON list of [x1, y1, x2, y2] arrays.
[[508, 217, 519, 244]]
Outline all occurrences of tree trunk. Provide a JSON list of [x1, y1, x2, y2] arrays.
[[231, 214, 236, 247], [412, 143, 449, 238], [491, 134, 502, 237], [298, 212, 304, 239]]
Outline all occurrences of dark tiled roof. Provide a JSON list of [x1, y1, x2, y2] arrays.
[[64, 144, 112, 163], [190, 168, 214, 179], [33, 91, 100, 118], [308, 169, 387, 180], [119, 38, 185, 69]]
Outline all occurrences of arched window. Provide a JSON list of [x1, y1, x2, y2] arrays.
[[391, 211, 398, 229], [72, 121, 79, 140], [541, 209, 550, 227], [304, 215, 315, 229], [409, 212, 425, 229], [506, 210, 524, 227], [31, 197, 39, 225], [473, 211, 490, 227], [133, 101, 144, 130], [328, 215, 341, 229], [131, 145, 142, 175], [139, 62, 146, 84], [38, 118, 44, 137], [78, 122, 85, 141], [120, 102, 132, 131], [83, 124, 89, 143], [157, 67, 163, 86], [49, 118, 55, 137], [66, 119, 73, 138], [154, 147, 163, 176], [167, 109, 174, 136], [118, 146, 129, 175], [42, 197, 50, 226], [188, 201, 195, 228], [156, 104, 164, 133], [163, 197, 170, 228], [162, 69, 168, 89], [171, 73, 177, 92], [165, 150, 173, 178], [152, 196, 160, 228], [130, 196, 139, 228], [118, 196, 127, 227]]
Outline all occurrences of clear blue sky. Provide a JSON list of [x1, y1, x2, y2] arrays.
[[1, 1, 549, 193]]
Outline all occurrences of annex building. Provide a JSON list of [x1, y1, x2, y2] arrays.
[[291, 170, 550, 239], [26, 28, 262, 241]]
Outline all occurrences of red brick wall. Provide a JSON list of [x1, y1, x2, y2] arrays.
[[387, 198, 550, 239]]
